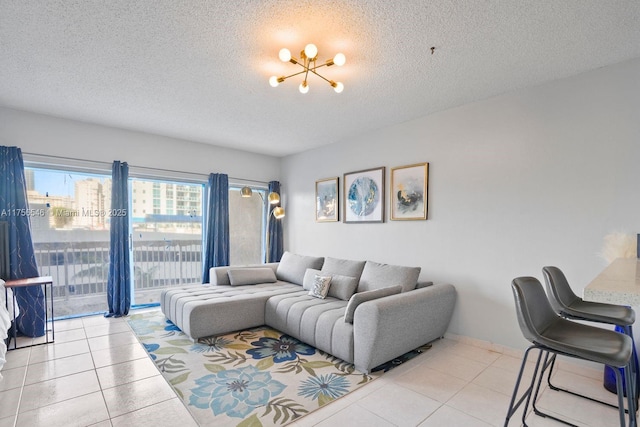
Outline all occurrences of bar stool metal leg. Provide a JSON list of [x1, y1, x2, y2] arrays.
[[504, 346, 546, 427]]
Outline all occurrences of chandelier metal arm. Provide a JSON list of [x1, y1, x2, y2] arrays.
[[309, 68, 332, 84], [302, 58, 311, 82], [280, 69, 308, 81], [269, 44, 345, 93], [280, 58, 331, 82]]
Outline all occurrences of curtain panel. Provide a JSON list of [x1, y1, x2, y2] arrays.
[[266, 180, 284, 263], [0, 146, 44, 337], [106, 161, 131, 317], [202, 173, 229, 283]]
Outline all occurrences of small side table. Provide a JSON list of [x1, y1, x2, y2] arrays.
[[5, 276, 55, 350]]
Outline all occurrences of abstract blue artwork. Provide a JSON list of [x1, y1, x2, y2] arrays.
[[391, 163, 429, 220], [316, 177, 339, 222], [348, 177, 379, 216], [343, 167, 385, 223]]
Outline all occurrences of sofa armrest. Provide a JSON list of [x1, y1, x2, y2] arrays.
[[353, 283, 456, 373], [209, 263, 279, 286]]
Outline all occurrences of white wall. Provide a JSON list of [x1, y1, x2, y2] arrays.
[[0, 107, 280, 182], [280, 58, 640, 349]]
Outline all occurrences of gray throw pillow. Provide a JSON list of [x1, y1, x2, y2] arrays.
[[344, 285, 402, 323], [276, 252, 324, 286], [416, 281, 434, 289], [327, 274, 359, 301], [302, 268, 322, 290], [227, 268, 277, 286], [357, 261, 421, 293], [210, 267, 231, 286]]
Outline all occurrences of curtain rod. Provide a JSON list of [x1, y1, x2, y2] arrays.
[[22, 151, 269, 186]]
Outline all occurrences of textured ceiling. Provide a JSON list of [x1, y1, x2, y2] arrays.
[[1, 1, 639, 157]]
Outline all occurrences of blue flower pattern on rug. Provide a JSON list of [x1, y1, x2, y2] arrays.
[[143, 343, 160, 360], [164, 319, 181, 332], [191, 335, 233, 353], [247, 335, 315, 362], [190, 365, 286, 418], [129, 317, 180, 336], [298, 373, 350, 401]]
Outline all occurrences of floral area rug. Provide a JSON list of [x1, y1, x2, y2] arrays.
[[127, 310, 430, 427]]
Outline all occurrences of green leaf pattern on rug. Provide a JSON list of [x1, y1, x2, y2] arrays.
[[237, 413, 262, 427], [262, 397, 309, 424], [205, 363, 226, 373], [205, 350, 249, 367]]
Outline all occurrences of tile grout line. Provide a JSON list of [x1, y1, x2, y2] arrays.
[[10, 345, 31, 427], [86, 322, 114, 425]]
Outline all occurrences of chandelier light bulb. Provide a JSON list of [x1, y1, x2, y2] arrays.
[[278, 48, 291, 62], [304, 43, 318, 59], [333, 82, 344, 93], [333, 53, 346, 66], [269, 76, 280, 87], [299, 81, 309, 94]]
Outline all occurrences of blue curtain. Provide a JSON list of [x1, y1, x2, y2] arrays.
[[202, 173, 229, 283], [0, 146, 44, 337], [106, 161, 131, 317], [266, 180, 284, 263]]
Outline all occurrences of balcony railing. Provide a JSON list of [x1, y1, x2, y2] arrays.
[[33, 239, 202, 317]]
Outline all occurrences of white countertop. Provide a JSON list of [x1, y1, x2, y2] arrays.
[[584, 258, 640, 306]]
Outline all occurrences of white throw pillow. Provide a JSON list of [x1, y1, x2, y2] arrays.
[[308, 274, 332, 299]]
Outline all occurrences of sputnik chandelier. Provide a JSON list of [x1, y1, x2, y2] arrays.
[[269, 44, 346, 94]]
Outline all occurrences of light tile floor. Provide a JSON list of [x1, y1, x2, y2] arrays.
[[0, 312, 630, 427]]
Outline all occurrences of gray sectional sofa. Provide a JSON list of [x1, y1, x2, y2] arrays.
[[160, 252, 457, 373]]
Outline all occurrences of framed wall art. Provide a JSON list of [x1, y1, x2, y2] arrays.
[[390, 162, 429, 220], [343, 167, 385, 223], [315, 177, 339, 222]]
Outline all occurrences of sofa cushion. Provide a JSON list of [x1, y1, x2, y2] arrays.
[[227, 268, 277, 286], [327, 274, 359, 301], [276, 252, 324, 286], [344, 285, 402, 323], [357, 261, 421, 293], [264, 292, 352, 363], [308, 274, 332, 299], [321, 257, 366, 280]]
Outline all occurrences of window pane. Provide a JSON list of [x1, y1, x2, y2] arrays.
[[229, 188, 265, 265], [26, 168, 111, 317], [131, 179, 203, 305]]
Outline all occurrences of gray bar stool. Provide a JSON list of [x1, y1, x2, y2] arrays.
[[543, 266, 637, 405], [505, 276, 636, 427]]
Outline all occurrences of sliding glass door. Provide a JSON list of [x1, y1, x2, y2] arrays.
[[129, 179, 203, 305], [26, 168, 112, 317]]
